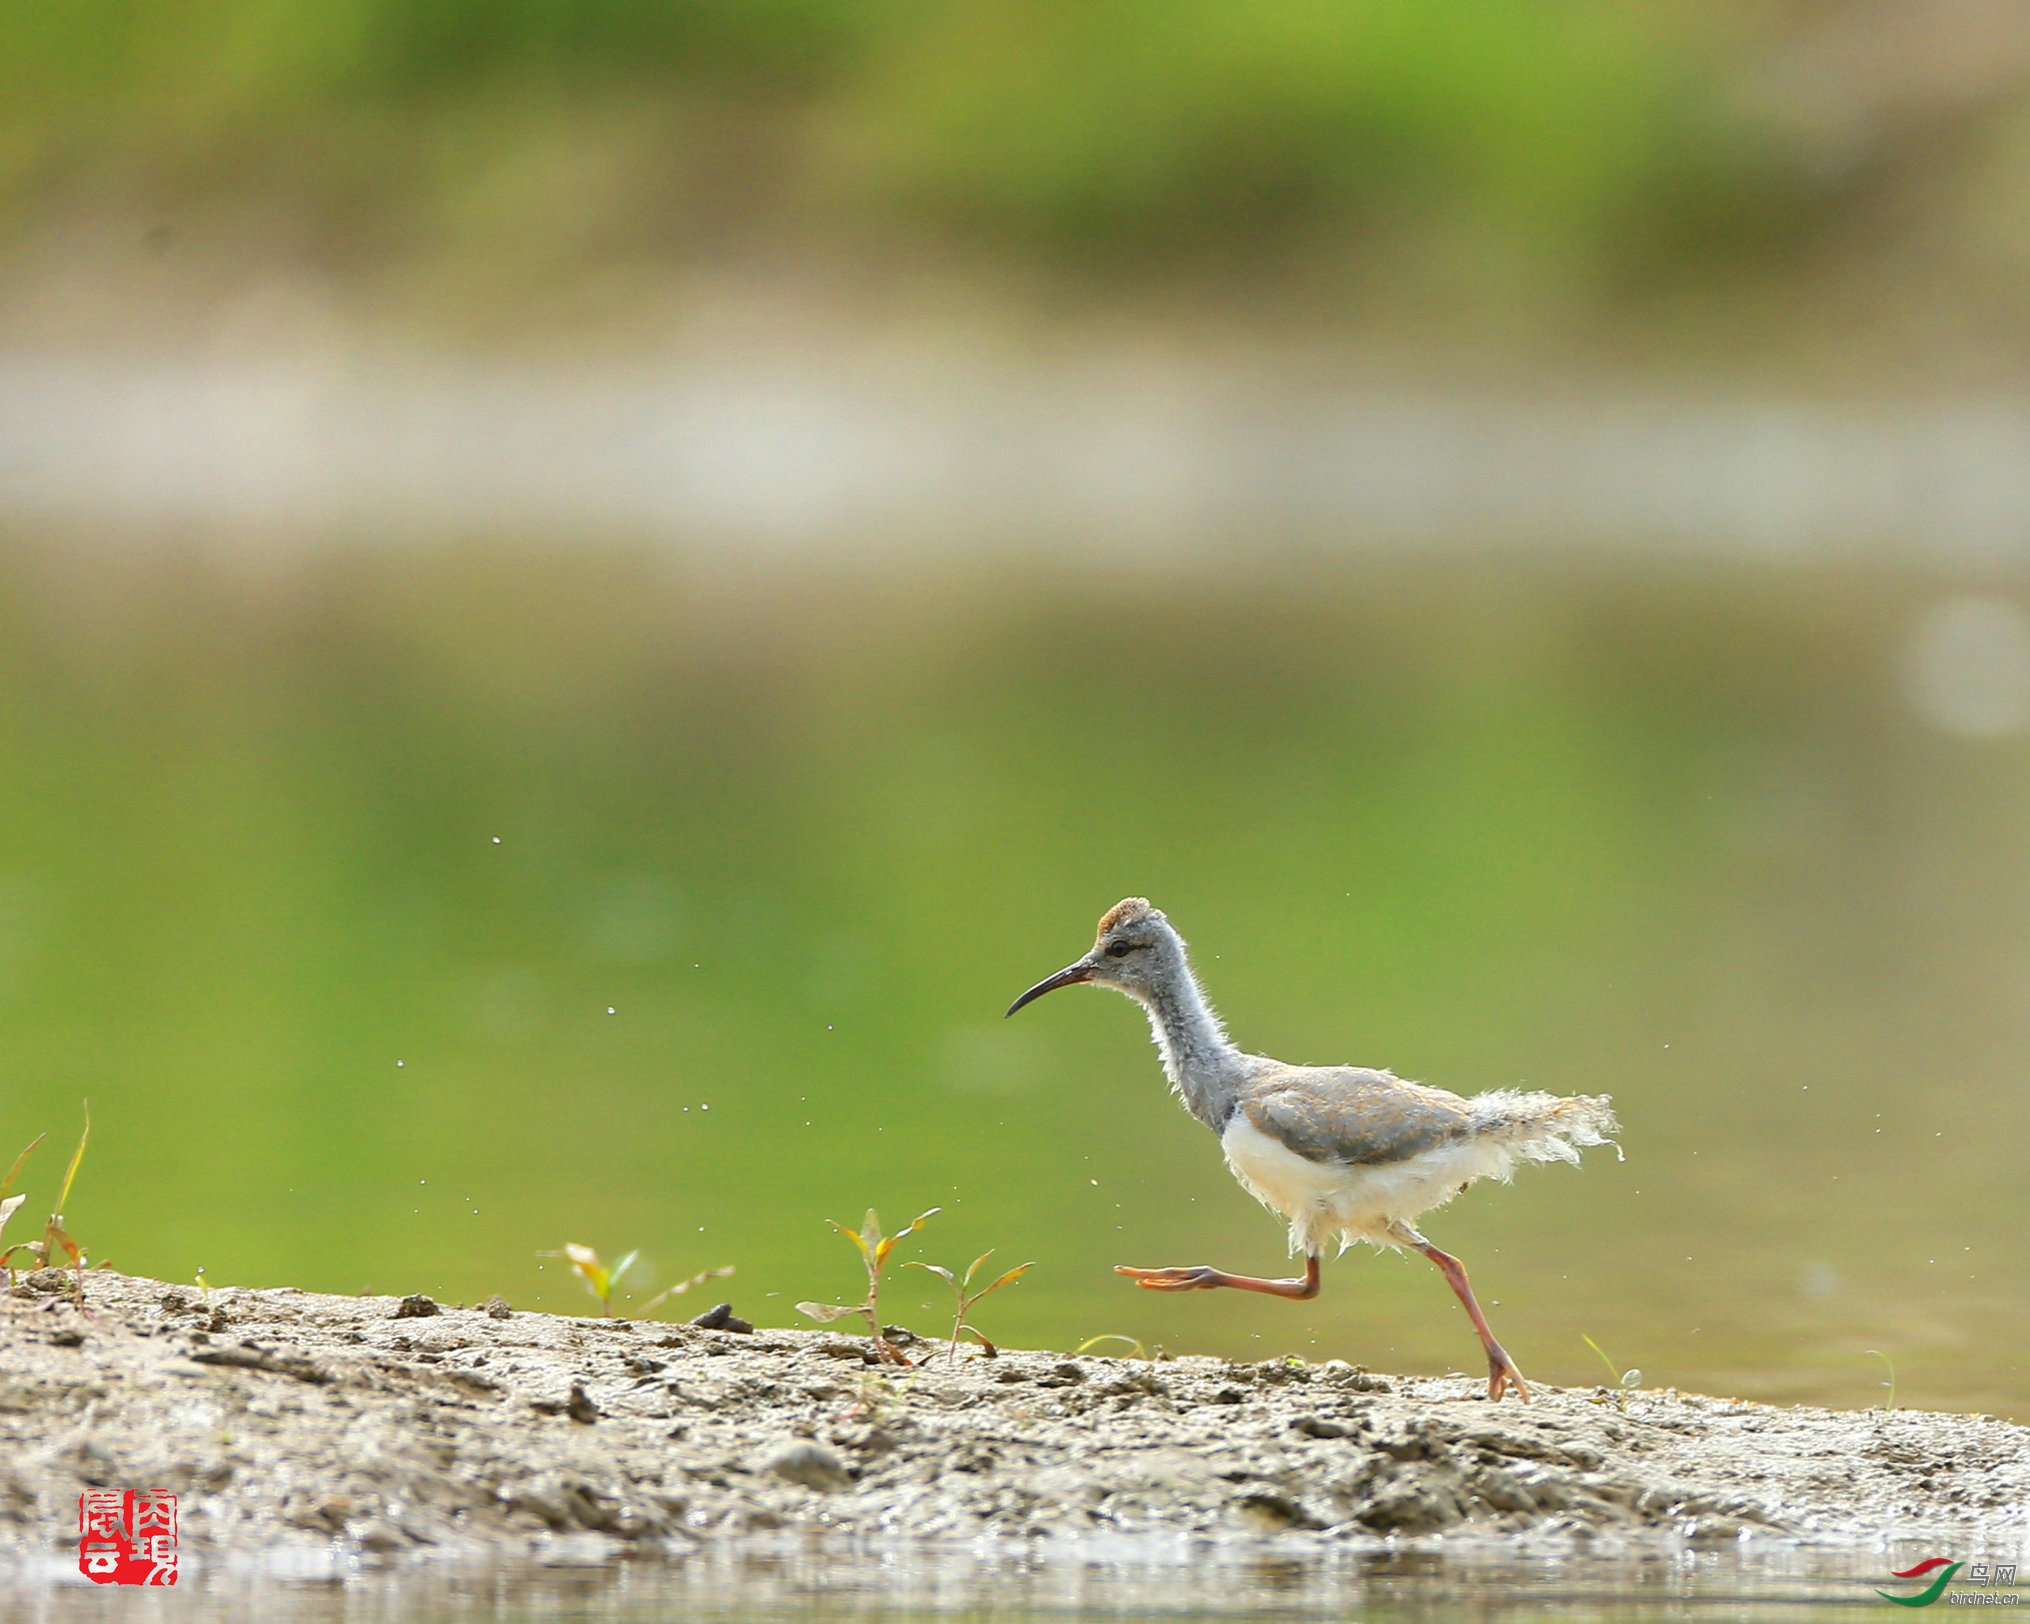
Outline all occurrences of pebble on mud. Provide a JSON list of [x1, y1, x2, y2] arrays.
[[530, 1383, 603, 1424], [768, 1441, 852, 1492], [690, 1303, 754, 1334]]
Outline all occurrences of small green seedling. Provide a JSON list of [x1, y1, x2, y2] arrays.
[[641, 1264, 735, 1316], [542, 1244, 639, 1316], [540, 1245, 732, 1318], [797, 1206, 940, 1364], [1581, 1333, 1642, 1408], [906, 1250, 1033, 1360], [1866, 1349, 1897, 1412], [1, 1109, 93, 1305], [1072, 1333, 1149, 1360]]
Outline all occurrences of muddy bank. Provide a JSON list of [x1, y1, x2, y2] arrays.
[[1, 1270, 2023, 1572]]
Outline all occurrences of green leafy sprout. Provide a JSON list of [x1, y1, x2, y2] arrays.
[[540, 1243, 731, 1318], [796, 1206, 940, 1364], [1581, 1333, 1642, 1407], [1, 1106, 96, 1304], [540, 1243, 637, 1315], [906, 1249, 1033, 1360]]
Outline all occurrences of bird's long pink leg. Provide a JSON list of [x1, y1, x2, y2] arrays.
[[1115, 1254, 1320, 1299], [1397, 1225, 1529, 1402]]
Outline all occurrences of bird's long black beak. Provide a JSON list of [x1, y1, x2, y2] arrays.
[[1005, 958, 1094, 1018]]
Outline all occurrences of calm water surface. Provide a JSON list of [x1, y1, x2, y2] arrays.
[[0, 1540, 1983, 1622]]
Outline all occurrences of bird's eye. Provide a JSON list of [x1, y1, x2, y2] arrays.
[[1105, 940, 1133, 959]]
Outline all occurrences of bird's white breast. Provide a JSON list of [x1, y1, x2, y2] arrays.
[[1220, 1112, 1517, 1255]]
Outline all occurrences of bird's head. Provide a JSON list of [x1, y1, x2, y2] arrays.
[[1005, 897, 1184, 1016]]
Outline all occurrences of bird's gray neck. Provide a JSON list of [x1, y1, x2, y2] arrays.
[[1139, 964, 1240, 1130]]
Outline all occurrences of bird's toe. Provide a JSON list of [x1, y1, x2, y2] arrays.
[[1114, 1264, 1218, 1291], [1487, 1353, 1532, 1403]]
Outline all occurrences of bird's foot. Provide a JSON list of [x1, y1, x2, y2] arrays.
[[1114, 1264, 1226, 1292], [1115, 1261, 1322, 1299], [1486, 1346, 1531, 1403]]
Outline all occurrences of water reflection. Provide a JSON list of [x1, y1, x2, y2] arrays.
[[0, 1540, 1958, 1622]]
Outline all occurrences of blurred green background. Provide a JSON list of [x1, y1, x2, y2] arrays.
[[1, 548, 2025, 1416], [6, 0, 2028, 353], [9, 1, 1766, 297], [3, 1, 2030, 1420]]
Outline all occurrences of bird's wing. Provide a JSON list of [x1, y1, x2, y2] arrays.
[[1240, 1068, 1471, 1167]]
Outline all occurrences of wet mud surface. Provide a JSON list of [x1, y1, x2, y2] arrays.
[[1, 1271, 2024, 1574]]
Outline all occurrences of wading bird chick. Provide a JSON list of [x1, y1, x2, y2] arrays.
[[1007, 898, 1618, 1401]]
